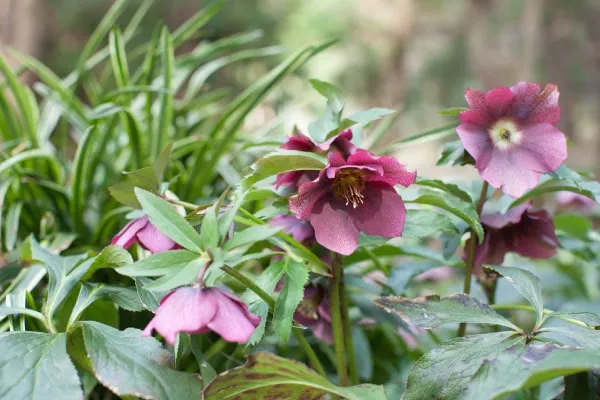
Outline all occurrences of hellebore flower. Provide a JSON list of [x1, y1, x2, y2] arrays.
[[270, 214, 315, 245], [557, 192, 597, 213], [456, 82, 567, 198], [467, 202, 559, 273], [275, 130, 356, 189], [111, 216, 179, 253], [289, 149, 416, 255], [293, 285, 332, 344], [142, 286, 260, 344]]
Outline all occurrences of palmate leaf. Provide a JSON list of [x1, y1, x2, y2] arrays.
[[203, 352, 386, 400]]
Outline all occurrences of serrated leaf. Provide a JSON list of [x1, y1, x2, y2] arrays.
[[82, 245, 133, 280], [116, 249, 200, 277], [547, 312, 600, 330], [486, 266, 544, 325], [539, 326, 600, 349], [72, 321, 202, 399], [200, 204, 219, 252], [0, 332, 82, 400], [242, 150, 326, 188], [68, 283, 144, 326], [410, 190, 484, 242], [274, 259, 308, 342], [135, 188, 203, 253], [403, 210, 458, 238], [374, 293, 519, 330], [224, 225, 282, 251], [203, 352, 386, 400]]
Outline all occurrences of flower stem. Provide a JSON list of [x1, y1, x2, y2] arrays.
[[330, 254, 349, 386], [457, 181, 489, 337], [220, 265, 327, 377], [340, 272, 358, 385]]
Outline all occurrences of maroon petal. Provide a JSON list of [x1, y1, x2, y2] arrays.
[[270, 215, 314, 243], [469, 229, 509, 274], [137, 222, 177, 253], [316, 129, 356, 155], [348, 150, 416, 187], [456, 123, 494, 170], [208, 290, 260, 343], [281, 132, 316, 152], [289, 171, 331, 220], [485, 87, 514, 117], [351, 185, 406, 238], [508, 210, 558, 259], [327, 150, 347, 167], [309, 197, 360, 255], [481, 202, 531, 229], [461, 89, 489, 126], [511, 82, 560, 125], [313, 320, 333, 344], [480, 149, 541, 198], [111, 217, 149, 249], [514, 123, 567, 173]]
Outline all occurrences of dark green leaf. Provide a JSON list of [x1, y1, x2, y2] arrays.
[[553, 214, 591, 241], [68, 283, 144, 326], [203, 352, 386, 400], [224, 225, 282, 251], [143, 258, 206, 292], [547, 312, 600, 330], [403, 210, 458, 238], [200, 204, 220, 252], [374, 293, 519, 330], [242, 150, 326, 188], [274, 259, 308, 342]]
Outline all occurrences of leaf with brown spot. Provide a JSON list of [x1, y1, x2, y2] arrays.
[[202, 352, 386, 400]]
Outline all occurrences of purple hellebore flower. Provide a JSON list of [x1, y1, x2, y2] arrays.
[[293, 285, 333, 344], [275, 130, 356, 189], [456, 82, 567, 198], [270, 214, 315, 245], [111, 216, 179, 253], [142, 286, 260, 344], [467, 202, 559, 273], [556, 192, 597, 213], [289, 149, 416, 255]]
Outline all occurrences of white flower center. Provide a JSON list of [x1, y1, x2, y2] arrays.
[[489, 120, 522, 150]]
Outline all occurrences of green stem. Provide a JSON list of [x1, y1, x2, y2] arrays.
[[340, 272, 358, 385], [458, 181, 489, 337], [330, 254, 348, 386], [220, 265, 327, 377]]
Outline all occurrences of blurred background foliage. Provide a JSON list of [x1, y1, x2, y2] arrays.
[[3, 0, 600, 176]]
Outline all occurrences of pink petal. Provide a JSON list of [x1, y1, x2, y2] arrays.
[[111, 217, 149, 249], [137, 222, 177, 253], [214, 288, 261, 326], [313, 320, 333, 344], [316, 129, 356, 155], [327, 151, 347, 167], [485, 87, 514, 117], [270, 215, 314, 243], [207, 290, 259, 343], [348, 150, 416, 187], [481, 202, 531, 229], [511, 82, 560, 125], [480, 149, 541, 198], [288, 171, 331, 220], [281, 132, 315, 151], [510, 82, 540, 119], [456, 123, 494, 170], [350, 185, 406, 238], [460, 89, 489, 125], [309, 197, 360, 255], [514, 123, 567, 173]]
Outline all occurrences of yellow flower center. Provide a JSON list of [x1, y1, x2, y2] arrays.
[[489, 120, 522, 150], [333, 168, 365, 208]]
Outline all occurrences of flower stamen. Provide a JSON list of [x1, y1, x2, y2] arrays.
[[333, 169, 365, 208]]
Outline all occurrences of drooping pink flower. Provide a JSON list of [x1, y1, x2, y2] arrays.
[[289, 149, 416, 255], [456, 82, 567, 198], [275, 130, 356, 189], [292, 285, 332, 344], [270, 214, 315, 245], [466, 202, 559, 273], [111, 216, 179, 253], [142, 286, 260, 344], [556, 192, 597, 213]]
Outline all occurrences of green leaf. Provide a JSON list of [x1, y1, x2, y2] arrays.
[[153, 27, 174, 160], [242, 150, 326, 188], [539, 327, 600, 349], [72, 321, 202, 399], [510, 180, 600, 209], [143, 258, 206, 292], [554, 214, 592, 241], [403, 332, 523, 400], [117, 250, 202, 277], [0, 306, 46, 322], [274, 259, 308, 342], [200, 204, 220, 252], [0, 332, 82, 399], [70, 126, 96, 234], [387, 260, 443, 295], [486, 266, 544, 325], [224, 225, 282, 251], [415, 177, 473, 203], [83, 245, 133, 280], [546, 312, 600, 330], [309, 79, 345, 114], [317, 108, 397, 143], [108, 28, 129, 88], [135, 188, 203, 253], [403, 210, 458, 238], [436, 139, 469, 166], [438, 107, 466, 116], [374, 293, 519, 330], [203, 352, 387, 400], [409, 190, 484, 242], [135, 277, 166, 312]]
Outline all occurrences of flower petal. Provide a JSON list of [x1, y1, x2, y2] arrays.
[[313, 320, 333, 344], [511, 82, 560, 125], [351, 184, 406, 238], [514, 123, 567, 173], [309, 197, 360, 255], [316, 129, 356, 155], [460, 89, 489, 125], [480, 149, 541, 198], [348, 150, 416, 187], [485, 87, 514, 117], [137, 222, 177, 253], [289, 171, 331, 220], [281, 132, 315, 151], [456, 123, 494, 170], [270, 215, 314, 243], [207, 290, 259, 343], [481, 202, 531, 229], [508, 210, 558, 259], [214, 288, 261, 326], [111, 217, 149, 249]]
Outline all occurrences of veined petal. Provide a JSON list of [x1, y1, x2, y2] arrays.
[[515, 123, 567, 173], [288, 171, 331, 220], [111, 217, 149, 249], [208, 290, 259, 343], [480, 149, 541, 198], [456, 123, 494, 170], [309, 197, 360, 255], [350, 184, 406, 238], [137, 222, 177, 253], [485, 87, 514, 117]]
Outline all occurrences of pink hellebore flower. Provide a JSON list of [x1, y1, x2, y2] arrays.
[[142, 287, 260, 344], [275, 130, 356, 189], [467, 202, 559, 273], [556, 192, 597, 213], [289, 149, 416, 255], [270, 214, 315, 245], [456, 82, 567, 198], [111, 216, 179, 253], [293, 285, 333, 344]]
